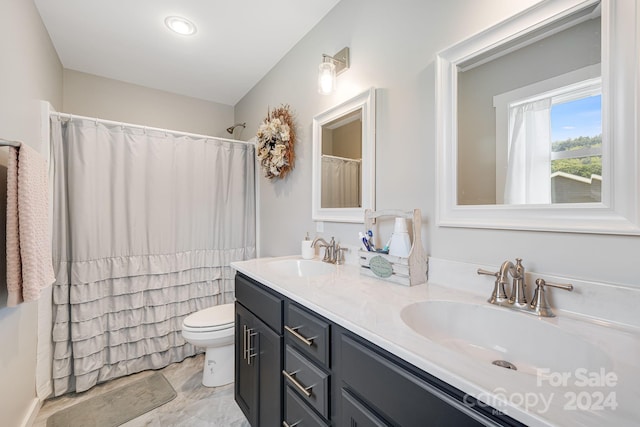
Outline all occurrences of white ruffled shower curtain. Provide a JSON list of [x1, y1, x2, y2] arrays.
[[321, 154, 361, 208], [49, 117, 255, 396]]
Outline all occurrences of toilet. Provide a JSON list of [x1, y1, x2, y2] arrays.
[[181, 303, 235, 387]]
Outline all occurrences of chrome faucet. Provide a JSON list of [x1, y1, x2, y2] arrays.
[[483, 260, 512, 304], [311, 236, 347, 264], [478, 258, 573, 317], [311, 236, 332, 262]]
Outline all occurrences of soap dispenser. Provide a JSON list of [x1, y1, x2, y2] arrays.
[[388, 217, 412, 257], [301, 233, 315, 259]]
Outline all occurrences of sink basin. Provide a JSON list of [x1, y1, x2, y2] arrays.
[[401, 301, 612, 375], [267, 259, 336, 277]]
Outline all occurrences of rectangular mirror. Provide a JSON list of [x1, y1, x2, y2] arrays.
[[312, 88, 375, 222], [457, 5, 601, 205], [436, 0, 640, 234], [321, 109, 362, 209]]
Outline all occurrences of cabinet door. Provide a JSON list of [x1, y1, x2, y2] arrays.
[[235, 301, 283, 427], [256, 313, 283, 426], [235, 302, 258, 426]]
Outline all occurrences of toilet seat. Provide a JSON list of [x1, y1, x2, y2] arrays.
[[182, 303, 234, 332]]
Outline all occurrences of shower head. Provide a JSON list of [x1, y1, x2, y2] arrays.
[[226, 122, 246, 134]]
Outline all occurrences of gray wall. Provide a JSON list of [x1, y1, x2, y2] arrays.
[[235, 0, 640, 287], [63, 70, 235, 138], [0, 0, 62, 426], [0, 5, 235, 425]]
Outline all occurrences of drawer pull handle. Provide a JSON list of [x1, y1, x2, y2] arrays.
[[247, 329, 257, 366], [282, 370, 313, 397], [285, 325, 315, 346], [282, 421, 301, 427], [242, 325, 248, 360], [243, 325, 257, 365]]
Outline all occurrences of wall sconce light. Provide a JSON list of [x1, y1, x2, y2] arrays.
[[318, 47, 350, 95]]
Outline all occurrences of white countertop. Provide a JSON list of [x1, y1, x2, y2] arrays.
[[231, 255, 640, 427]]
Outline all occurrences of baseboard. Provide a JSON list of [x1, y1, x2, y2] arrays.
[[22, 398, 42, 427]]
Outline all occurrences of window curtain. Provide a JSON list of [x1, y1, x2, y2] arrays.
[[50, 117, 255, 396], [504, 98, 552, 204], [321, 155, 361, 208]]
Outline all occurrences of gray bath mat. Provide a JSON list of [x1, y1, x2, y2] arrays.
[[47, 373, 177, 427]]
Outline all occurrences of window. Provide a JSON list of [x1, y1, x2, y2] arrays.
[[550, 94, 602, 203], [493, 65, 602, 204]]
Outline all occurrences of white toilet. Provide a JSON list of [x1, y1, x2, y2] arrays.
[[181, 303, 235, 387]]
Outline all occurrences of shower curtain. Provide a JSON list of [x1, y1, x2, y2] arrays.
[[49, 117, 255, 396], [321, 154, 361, 208]]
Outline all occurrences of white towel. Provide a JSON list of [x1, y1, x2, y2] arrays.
[[6, 144, 55, 307]]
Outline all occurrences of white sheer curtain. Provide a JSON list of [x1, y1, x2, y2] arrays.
[[50, 117, 255, 396], [321, 155, 361, 208], [504, 98, 552, 204]]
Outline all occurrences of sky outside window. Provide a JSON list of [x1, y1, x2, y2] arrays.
[[551, 95, 602, 142]]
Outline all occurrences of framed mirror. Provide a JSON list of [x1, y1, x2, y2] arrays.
[[436, 0, 640, 234], [312, 88, 376, 222]]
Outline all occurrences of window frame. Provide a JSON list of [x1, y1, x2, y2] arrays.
[[493, 64, 602, 204]]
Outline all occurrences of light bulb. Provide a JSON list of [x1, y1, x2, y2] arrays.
[[318, 61, 336, 95], [165, 16, 197, 36]]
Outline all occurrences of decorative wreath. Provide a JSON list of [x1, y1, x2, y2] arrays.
[[256, 105, 296, 179]]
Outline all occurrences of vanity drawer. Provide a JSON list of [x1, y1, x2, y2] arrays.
[[285, 303, 330, 366], [284, 385, 329, 427], [283, 346, 329, 419], [235, 273, 283, 333]]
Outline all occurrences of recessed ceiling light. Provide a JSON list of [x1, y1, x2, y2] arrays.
[[164, 16, 197, 36]]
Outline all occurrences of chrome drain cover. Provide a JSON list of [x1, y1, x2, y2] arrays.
[[492, 360, 517, 370]]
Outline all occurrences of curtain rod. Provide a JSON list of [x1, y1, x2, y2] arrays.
[[322, 153, 362, 162], [50, 112, 254, 146], [0, 138, 22, 148]]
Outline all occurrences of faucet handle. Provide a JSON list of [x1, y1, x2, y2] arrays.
[[530, 278, 573, 317], [322, 245, 331, 262], [514, 258, 524, 277], [477, 268, 508, 304], [477, 268, 499, 277], [336, 245, 348, 265], [535, 278, 573, 292]]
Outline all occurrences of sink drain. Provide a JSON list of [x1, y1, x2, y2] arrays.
[[492, 360, 517, 370]]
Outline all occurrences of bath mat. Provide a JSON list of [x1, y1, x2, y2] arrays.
[[47, 373, 177, 427]]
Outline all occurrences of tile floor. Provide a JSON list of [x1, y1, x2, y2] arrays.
[[34, 354, 251, 427]]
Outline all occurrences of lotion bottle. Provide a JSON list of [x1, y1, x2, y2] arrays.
[[388, 218, 412, 257], [301, 233, 315, 259]]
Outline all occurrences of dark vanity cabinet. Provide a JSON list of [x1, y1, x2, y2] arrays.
[[235, 274, 284, 427], [235, 273, 524, 427]]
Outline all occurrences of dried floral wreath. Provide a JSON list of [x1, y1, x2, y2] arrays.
[[256, 105, 296, 179]]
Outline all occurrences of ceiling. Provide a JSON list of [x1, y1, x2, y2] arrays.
[[34, 0, 341, 106]]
